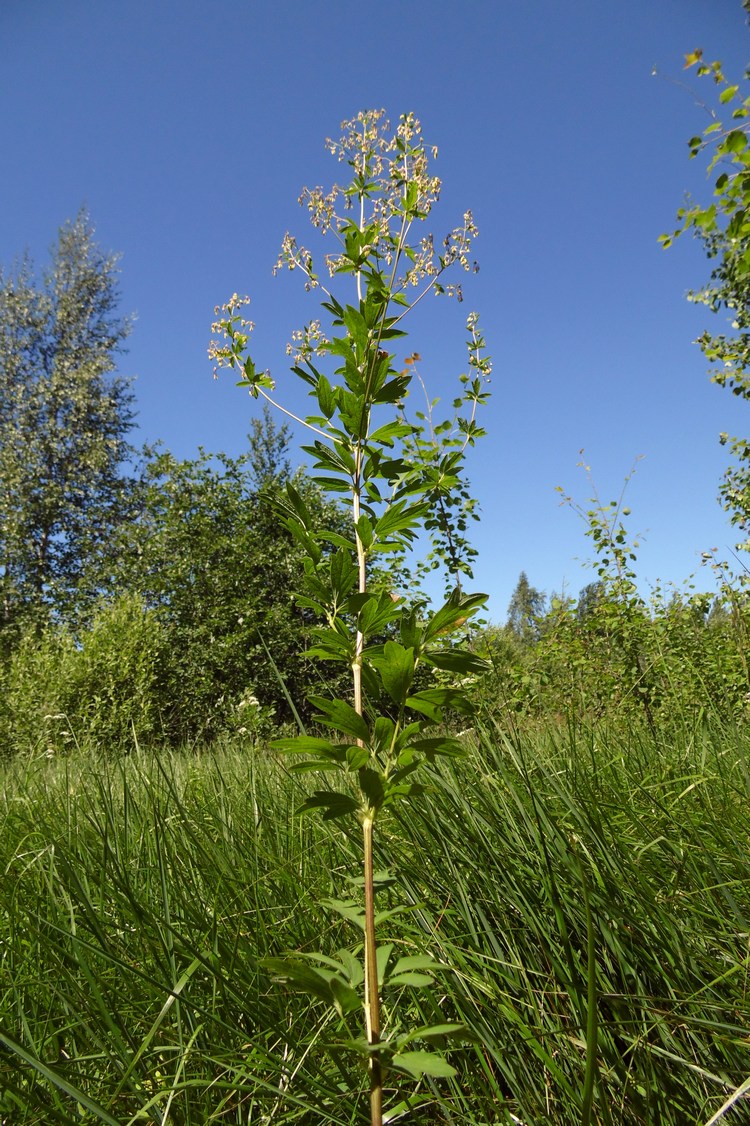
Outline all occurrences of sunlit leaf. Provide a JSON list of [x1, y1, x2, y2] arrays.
[[390, 1050, 456, 1079], [310, 696, 370, 743], [370, 641, 415, 704]]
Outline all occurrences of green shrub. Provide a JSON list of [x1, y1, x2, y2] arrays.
[[1, 593, 165, 755]]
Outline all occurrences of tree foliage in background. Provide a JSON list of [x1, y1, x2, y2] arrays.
[[0, 592, 165, 756], [662, 49, 750, 547], [96, 410, 350, 743], [0, 411, 352, 753], [505, 570, 546, 646], [474, 472, 750, 727], [0, 211, 139, 646]]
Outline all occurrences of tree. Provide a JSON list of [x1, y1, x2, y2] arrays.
[[102, 421, 349, 742], [661, 50, 750, 546], [576, 580, 605, 621], [506, 571, 546, 645], [0, 210, 137, 645], [247, 402, 291, 490]]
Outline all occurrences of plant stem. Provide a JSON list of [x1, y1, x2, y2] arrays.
[[351, 151, 381, 1112], [352, 461, 366, 717], [362, 812, 383, 1126]]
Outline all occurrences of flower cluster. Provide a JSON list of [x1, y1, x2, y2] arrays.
[[273, 234, 319, 291], [274, 111, 456, 293], [285, 319, 331, 365], [208, 294, 254, 378]]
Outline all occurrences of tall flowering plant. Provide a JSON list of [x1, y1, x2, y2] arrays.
[[210, 110, 491, 1125]]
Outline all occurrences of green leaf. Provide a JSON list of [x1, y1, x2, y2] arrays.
[[342, 306, 369, 350], [337, 389, 369, 438], [310, 696, 370, 743], [298, 791, 360, 820], [307, 626, 354, 663], [376, 942, 394, 987], [423, 590, 488, 642], [346, 743, 370, 770], [374, 904, 415, 926], [723, 129, 748, 155], [334, 946, 364, 987], [329, 977, 362, 1016], [391, 954, 441, 974], [284, 481, 313, 529], [331, 1035, 378, 1058], [303, 438, 356, 475], [406, 687, 473, 720], [399, 607, 425, 650], [370, 714, 398, 757], [358, 766, 385, 808], [404, 693, 443, 724], [383, 781, 430, 805], [373, 375, 410, 404], [693, 204, 717, 231], [370, 640, 415, 704], [261, 957, 336, 1003], [329, 547, 358, 600], [295, 594, 327, 616], [311, 474, 350, 494], [399, 1023, 469, 1045], [390, 1050, 457, 1080], [408, 736, 467, 759], [387, 970, 434, 987], [316, 373, 336, 418], [423, 648, 490, 675], [272, 736, 341, 756], [261, 957, 360, 1017], [374, 500, 428, 543], [368, 420, 412, 445], [289, 760, 340, 773], [356, 513, 374, 550], [283, 519, 322, 563], [321, 294, 345, 319], [319, 530, 357, 551], [321, 897, 366, 928], [357, 592, 402, 636]]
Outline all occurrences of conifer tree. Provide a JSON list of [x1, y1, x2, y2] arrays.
[[506, 571, 546, 645]]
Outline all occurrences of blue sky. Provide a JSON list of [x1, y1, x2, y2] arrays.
[[1, 0, 749, 620]]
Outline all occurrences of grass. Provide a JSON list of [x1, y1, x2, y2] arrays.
[[1, 711, 749, 1124]]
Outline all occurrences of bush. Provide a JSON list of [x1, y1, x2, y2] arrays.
[[0, 593, 165, 755]]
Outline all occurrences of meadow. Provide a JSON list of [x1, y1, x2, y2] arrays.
[[3, 85, 750, 1126], [2, 707, 749, 1124]]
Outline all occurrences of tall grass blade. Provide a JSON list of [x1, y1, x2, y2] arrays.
[[0, 1029, 123, 1125]]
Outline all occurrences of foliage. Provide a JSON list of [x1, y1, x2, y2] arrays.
[[0, 210, 139, 646], [0, 593, 165, 755], [661, 50, 750, 545], [474, 464, 750, 728], [96, 416, 349, 743], [210, 110, 491, 1123], [553, 460, 659, 725], [504, 580, 750, 725], [505, 570, 546, 646]]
